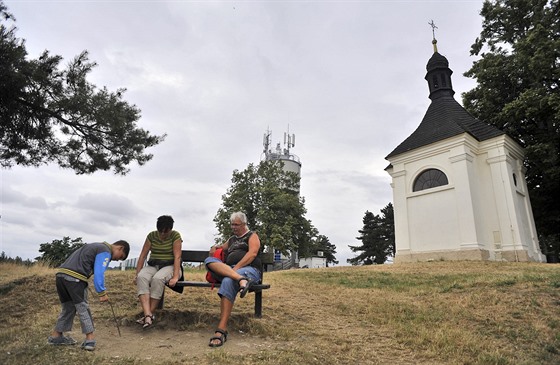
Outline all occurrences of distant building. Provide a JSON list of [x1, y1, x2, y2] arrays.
[[120, 257, 140, 270], [299, 251, 327, 269], [385, 37, 545, 263]]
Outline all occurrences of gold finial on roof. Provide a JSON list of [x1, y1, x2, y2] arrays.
[[429, 20, 438, 53]]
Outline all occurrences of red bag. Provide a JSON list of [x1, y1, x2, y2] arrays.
[[206, 248, 225, 286]]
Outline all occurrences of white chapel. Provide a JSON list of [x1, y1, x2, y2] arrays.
[[385, 38, 545, 263]]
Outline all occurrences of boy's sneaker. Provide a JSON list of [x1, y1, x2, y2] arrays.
[[81, 340, 96, 351], [47, 336, 77, 345]]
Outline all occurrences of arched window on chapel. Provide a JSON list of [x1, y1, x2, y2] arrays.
[[413, 168, 449, 192]]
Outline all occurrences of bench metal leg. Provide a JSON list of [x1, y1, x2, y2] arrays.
[[158, 289, 164, 310], [254, 290, 263, 318]]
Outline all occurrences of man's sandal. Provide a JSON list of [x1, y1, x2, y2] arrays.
[[208, 328, 228, 347], [238, 276, 253, 298], [142, 314, 155, 329]]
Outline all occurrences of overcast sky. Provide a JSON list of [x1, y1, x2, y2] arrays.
[[1, 0, 485, 265]]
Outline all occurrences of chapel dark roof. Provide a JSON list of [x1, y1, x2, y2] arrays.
[[385, 44, 504, 159], [426, 51, 449, 71]]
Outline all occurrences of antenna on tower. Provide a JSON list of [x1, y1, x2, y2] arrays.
[[284, 125, 295, 155], [263, 128, 271, 154], [261, 126, 301, 173]]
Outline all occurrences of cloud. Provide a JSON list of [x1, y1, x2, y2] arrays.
[[76, 193, 141, 220], [2, 0, 486, 265], [2, 186, 49, 210]]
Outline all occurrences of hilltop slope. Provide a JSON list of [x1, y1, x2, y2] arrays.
[[0, 261, 559, 365]]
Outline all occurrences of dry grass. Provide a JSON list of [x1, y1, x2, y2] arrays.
[[0, 261, 559, 364]]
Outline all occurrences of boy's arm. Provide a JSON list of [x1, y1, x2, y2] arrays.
[[93, 251, 111, 296]]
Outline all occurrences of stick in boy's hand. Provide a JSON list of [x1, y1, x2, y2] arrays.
[[108, 300, 122, 337]]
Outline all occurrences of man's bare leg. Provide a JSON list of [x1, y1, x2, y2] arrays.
[[210, 297, 234, 346]]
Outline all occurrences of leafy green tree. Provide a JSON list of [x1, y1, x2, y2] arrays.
[[0, 1, 164, 174], [214, 160, 317, 255], [462, 0, 560, 258], [348, 203, 395, 265], [36, 237, 85, 267]]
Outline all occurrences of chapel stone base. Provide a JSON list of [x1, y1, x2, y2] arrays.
[[394, 248, 542, 263]]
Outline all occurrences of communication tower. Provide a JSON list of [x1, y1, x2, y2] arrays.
[[262, 127, 301, 179]]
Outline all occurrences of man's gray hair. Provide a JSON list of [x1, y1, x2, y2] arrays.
[[230, 212, 247, 224]]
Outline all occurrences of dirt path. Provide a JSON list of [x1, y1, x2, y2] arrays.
[[89, 319, 281, 363]]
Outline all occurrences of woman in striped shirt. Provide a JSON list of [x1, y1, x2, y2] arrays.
[[134, 215, 183, 329]]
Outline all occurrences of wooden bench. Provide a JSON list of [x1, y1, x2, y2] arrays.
[[159, 250, 273, 318]]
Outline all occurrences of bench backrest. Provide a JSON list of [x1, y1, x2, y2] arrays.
[[181, 250, 274, 266]]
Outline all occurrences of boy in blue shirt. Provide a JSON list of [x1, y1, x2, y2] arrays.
[[48, 240, 130, 351]]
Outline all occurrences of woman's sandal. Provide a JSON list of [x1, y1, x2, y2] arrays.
[[142, 314, 154, 329], [208, 328, 228, 347], [136, 314, 155, 325], [238, 276, 253, 298]]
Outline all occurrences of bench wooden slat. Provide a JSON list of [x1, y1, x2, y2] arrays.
[[181, 250, 274, 264], [175, 281, 271, 291]]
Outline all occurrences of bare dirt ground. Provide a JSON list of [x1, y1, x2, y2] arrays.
[[79, 290, 291, 364], [92, 322, 282, 363]]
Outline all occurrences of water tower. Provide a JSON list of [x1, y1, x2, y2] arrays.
[[262, 127, 302, 268]]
